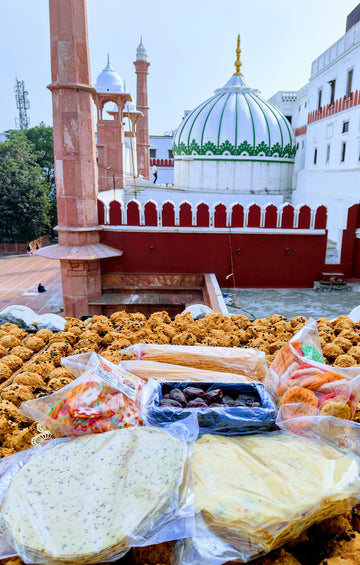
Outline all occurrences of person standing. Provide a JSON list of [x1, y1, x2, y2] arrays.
[[152, 164, 158, 183], [26, 243, 31, 255]]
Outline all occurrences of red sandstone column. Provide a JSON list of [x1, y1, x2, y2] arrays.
[[134, 38, 150, 181], [47, 0, 117, 316]]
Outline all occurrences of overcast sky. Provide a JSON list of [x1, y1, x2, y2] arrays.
[[0, 0, 358, 135]]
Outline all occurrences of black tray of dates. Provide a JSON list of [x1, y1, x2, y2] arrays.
[[145, 382, 277, 435]]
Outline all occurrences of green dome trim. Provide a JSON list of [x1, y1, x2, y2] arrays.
[[173, 139, 296, 159], [172, 71, 296, 160]]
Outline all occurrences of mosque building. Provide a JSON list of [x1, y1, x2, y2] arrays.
[[172, 37, 296, 198], [39, 0, 360, 317], [270, 4, 360, 248], [96, 36, 297, 213]]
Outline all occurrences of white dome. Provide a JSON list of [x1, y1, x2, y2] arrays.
[[173, 36, 296, 194], [173, 36, 295, 162], [95, 56, 123, 93], [173, 72, 295, 161], [136, 37, 148, 61]]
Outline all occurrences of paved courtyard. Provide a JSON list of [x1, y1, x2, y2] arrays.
[[0, 254, 63, 316], [225, 285, 360, 321], [1, 253, 360, 321]]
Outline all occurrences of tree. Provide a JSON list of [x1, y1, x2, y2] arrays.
[[0, 131, 51, 242], [24, 125, 57, 227]]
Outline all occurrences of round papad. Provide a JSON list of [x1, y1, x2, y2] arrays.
[[1, 427, 186, 563], [191, 432, 360, 557]]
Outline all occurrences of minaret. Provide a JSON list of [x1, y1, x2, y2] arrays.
[[134, 37, 150, 180], [93, 55, 132, 191], [40, 0, 122, 317]]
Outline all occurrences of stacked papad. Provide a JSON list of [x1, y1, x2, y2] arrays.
[[191, 432, 360, 557], [1, 428, 186, 564], [124, 344, 268, 381]]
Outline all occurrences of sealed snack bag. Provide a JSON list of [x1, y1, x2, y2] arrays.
[[122, 343, 269, 381], [19, 353, 144, 437], [0, 427, 193, 564], [269, 320, 360, 428], [175, 431, 360, 565], [121, 360, 254, 383]]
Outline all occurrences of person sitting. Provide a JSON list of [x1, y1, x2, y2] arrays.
[[38, 283, 46, 293]]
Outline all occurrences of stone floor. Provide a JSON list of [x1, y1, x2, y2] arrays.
[[1, 253, 360, 321], [0, 254, 63, 315], [225, 285, 360, 321]]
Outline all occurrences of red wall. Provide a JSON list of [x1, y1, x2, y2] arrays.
[[101, 230, 327, 288]]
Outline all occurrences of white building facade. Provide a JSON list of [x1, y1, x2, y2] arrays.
[[149, 134, 174, 185], [270, 9, 360, 246]]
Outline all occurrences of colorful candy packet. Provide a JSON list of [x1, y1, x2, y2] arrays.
[[19, 354, 144, 437]]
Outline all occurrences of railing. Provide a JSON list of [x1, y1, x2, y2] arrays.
[[150, 158, 174, 167], [98, 199, 327, 230], [0, 235, 50, 255], [308, 90, 359, 124]]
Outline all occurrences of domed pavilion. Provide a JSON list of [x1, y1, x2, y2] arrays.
[[173, 37, 296, 196]]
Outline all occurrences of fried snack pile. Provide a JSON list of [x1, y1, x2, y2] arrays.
[[0, 313, 360, 565]]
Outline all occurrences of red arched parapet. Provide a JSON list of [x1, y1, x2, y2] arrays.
[[196, 203, 210, 227], [179, 202, 192, 227], [297, 205, 311, 229], [162, 202, 175, 226], [127, 201, 140, 226], [97, 200, 105, 224], [247, 204, 261, 227], [214, 204, 227, 227], [109, 201, 122, 225], [355, 90, 359, 106], [160, 159, 164, 166], [314, 206, 327, 229], [280, 204, 294, 228], [264, 204, 278, 228], [231, 204, 244, 227], [144, 201, 158, 226]]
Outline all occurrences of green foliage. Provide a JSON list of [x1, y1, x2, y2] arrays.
[[0, 130, 51, 242], [24, 125, 57, 227]]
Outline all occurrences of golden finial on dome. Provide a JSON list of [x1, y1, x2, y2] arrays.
[[234, 34, 243, 76]]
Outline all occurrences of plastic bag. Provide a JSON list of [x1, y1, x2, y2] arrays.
[[0, 427, 194, 564], [122, 343, 269, 381], [142, 380, 277, 436], [121, 360, 253, 382], [277, 414, 360, 457], [174, 431, 360, 565], [19, 353, 144, 437], [268, 319, 360, 427]]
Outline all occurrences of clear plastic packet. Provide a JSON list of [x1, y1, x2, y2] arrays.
[[19, 353, 145, 436], [174, 431, 360, 565], [0, 427, 194, 563], [277, 414, 360, 457], [61, 351, 92, 377], [268, 319, 360, 425], [122, 344, 269, 381], [142, 380, 277, 436], [121, 360, 253, 382]]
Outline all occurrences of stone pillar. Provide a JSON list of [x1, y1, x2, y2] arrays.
[[134, 38, 150, 180], [47, 0, 121, 317]]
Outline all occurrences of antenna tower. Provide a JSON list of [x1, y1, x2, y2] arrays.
[[14, 78, 30, 130]]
